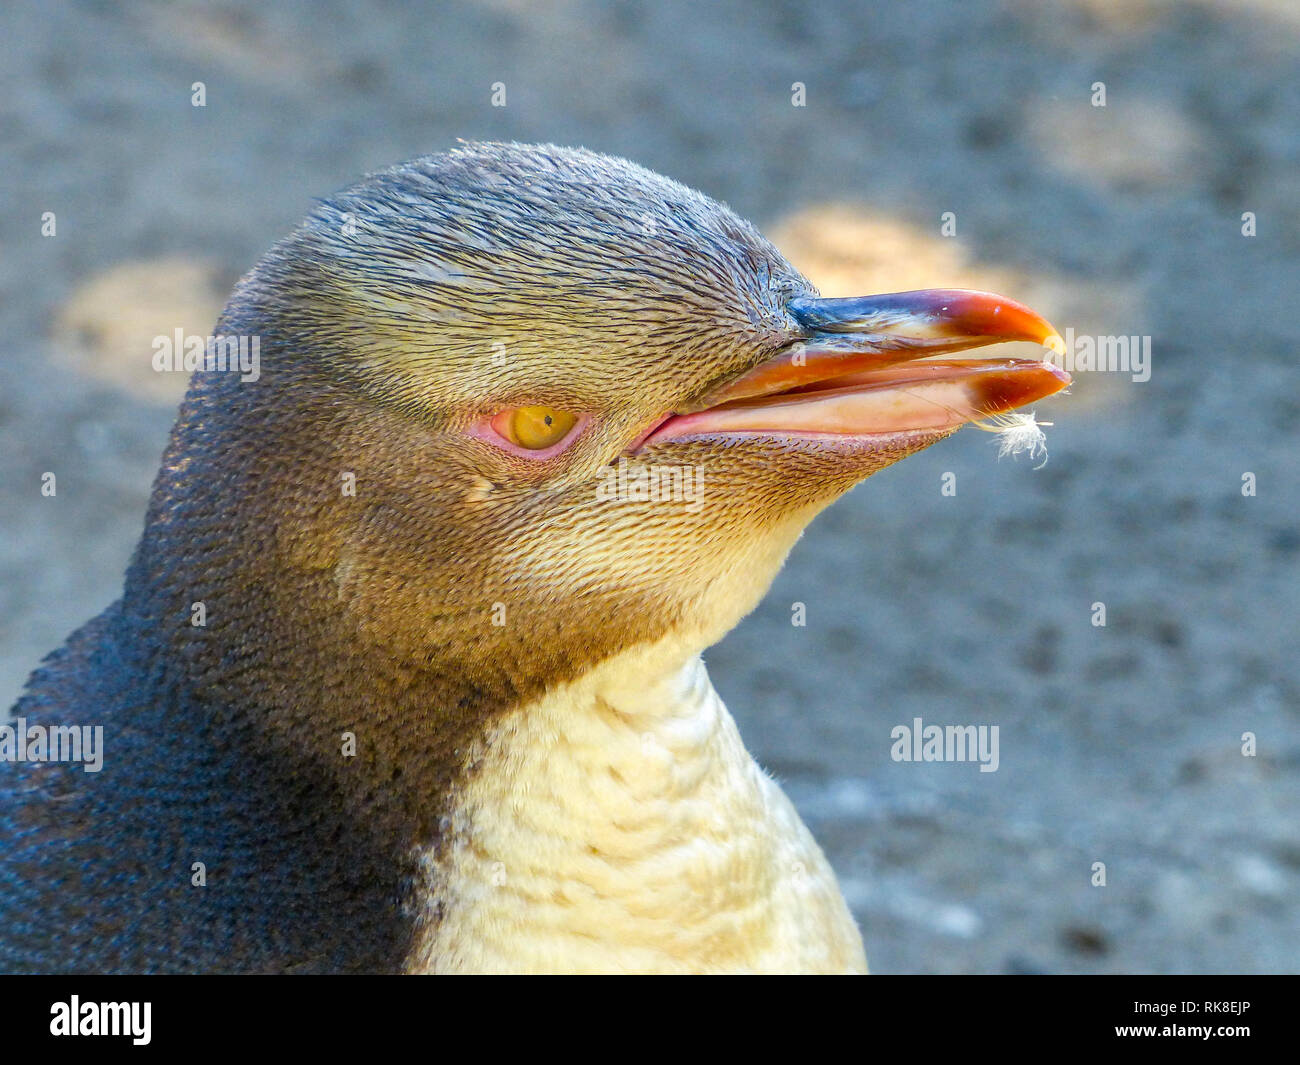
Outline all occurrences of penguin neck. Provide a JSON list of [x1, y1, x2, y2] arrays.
[[407, 636, 868, 974]]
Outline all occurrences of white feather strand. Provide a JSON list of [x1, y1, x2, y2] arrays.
[[971, 410, 1052, 469]]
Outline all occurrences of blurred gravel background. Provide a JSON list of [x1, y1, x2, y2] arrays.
[[2, 0, 1297, 973]]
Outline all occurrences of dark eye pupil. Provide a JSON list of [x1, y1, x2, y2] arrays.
[[544, 415, 553, 426]]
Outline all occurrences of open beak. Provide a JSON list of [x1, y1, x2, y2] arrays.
[[641, 289, 1069, 447]]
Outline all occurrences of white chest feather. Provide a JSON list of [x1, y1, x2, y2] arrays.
[[406, 642, 867, 974]]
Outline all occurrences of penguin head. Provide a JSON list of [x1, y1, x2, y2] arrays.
[[203, 143, 1067, 708]]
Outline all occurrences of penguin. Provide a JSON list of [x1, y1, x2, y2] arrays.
[[0, 143, 1067, 974]]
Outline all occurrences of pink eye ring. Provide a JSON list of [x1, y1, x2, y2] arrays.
[[471, 407, 587, 459]]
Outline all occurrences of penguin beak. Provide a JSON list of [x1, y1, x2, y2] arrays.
[[643, 289, 1069, 446]]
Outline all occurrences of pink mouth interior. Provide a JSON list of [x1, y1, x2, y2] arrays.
[[641, 356, 1070, 447]]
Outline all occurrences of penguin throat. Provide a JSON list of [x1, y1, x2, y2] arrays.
[[404, 639, 868, 974]]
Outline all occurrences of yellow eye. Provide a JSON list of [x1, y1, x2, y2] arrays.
[[502, 406, 578, 450]]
